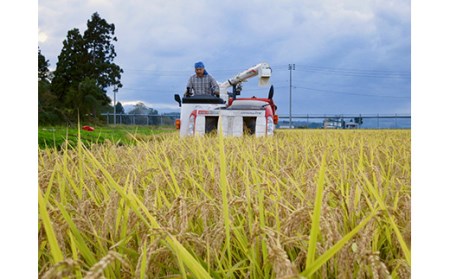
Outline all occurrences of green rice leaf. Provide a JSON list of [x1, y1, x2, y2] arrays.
[[38, 188, 64, 264], [301, 210, 378, 277]]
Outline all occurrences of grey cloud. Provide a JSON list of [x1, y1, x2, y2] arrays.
[[38, 0, 410, 114]]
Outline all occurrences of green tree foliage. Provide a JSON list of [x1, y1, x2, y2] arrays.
[[354, 117, 364, 125], [128, 102, 158, 115], [83, 12, 123, 91], [51, 28, 86, 105], [128, 102, 148, 115], [39, 48, 62, 124], [65, 78, 108, 119], [49, 12, 123, 122], [101, 101, 125, 114], [128, 102, 159, 125], [115, 101, 125, 114], [38, 47, 51, 81]]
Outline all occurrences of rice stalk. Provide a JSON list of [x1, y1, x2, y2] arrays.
[[301, 209, 379, 278], [82, 143, 212, 278], [305, 152, 327, 268], [38, 187, 63, 264], [38, 129, 410, 278], [218, 123, 232, 267]]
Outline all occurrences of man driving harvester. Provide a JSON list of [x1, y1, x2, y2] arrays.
[[185, 61, 220, 97]]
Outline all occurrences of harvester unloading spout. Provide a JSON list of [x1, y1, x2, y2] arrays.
[[218, 62, 272, 101]]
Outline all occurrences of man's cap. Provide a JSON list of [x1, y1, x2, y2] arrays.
[[194, 61, 205, 69]]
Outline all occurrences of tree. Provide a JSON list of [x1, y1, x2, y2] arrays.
[[102, 101, 125, 114], [51, 28, 87, 105], [354, 117, 363, 125], [128, 102, 148, 115], [128, 102, 159, 115], [115, 101, 125, 114], [128, 102, 159, 125], [65, 78, 110, 119], [50, 12, 123, 122], [38, 48, 61, 124], [147, 108, 158, 115], [83, 12, 123, 91], [38, 47, 50, 82]]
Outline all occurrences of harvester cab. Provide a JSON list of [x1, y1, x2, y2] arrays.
[[174, 63, 278, 137]]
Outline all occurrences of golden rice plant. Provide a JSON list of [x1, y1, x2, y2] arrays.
[[38, 129, 411, 278]]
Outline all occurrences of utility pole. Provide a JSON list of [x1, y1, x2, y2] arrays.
[[113, 85, 118, 125], [289, 64, 295, 129]]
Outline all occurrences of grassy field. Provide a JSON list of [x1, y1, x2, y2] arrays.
[[38, 125, 176, 149], [38, 129, 410, 278]]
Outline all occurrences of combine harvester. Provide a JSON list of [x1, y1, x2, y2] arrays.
[[174, 63, 278, 137]]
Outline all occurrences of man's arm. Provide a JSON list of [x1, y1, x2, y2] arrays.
[[210, 76, 220, 96], [185, 76, 193, 96], [186, 76, 193, 89]]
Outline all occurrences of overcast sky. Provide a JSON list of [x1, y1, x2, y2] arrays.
[[38, 0, 411, 115]]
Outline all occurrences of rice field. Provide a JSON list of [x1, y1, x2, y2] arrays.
[[38, 129, 411, 278]]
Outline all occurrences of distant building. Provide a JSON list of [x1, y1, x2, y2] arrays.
[[344, 122, 359, 129], [323, 117, 360, 129], [323, 117, 345, 129]]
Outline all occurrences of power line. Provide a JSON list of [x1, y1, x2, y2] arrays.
[[295, 85, 410, 99], [118, 84, 409, 99], [119, 87, 176, 93], [121, 63, 410, 79], [296, 69, 410, 79], [271, 63, 410, 75]]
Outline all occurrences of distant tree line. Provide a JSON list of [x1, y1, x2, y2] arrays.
[[127, 102, 158, 115], [39, 12, 127, 125]]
